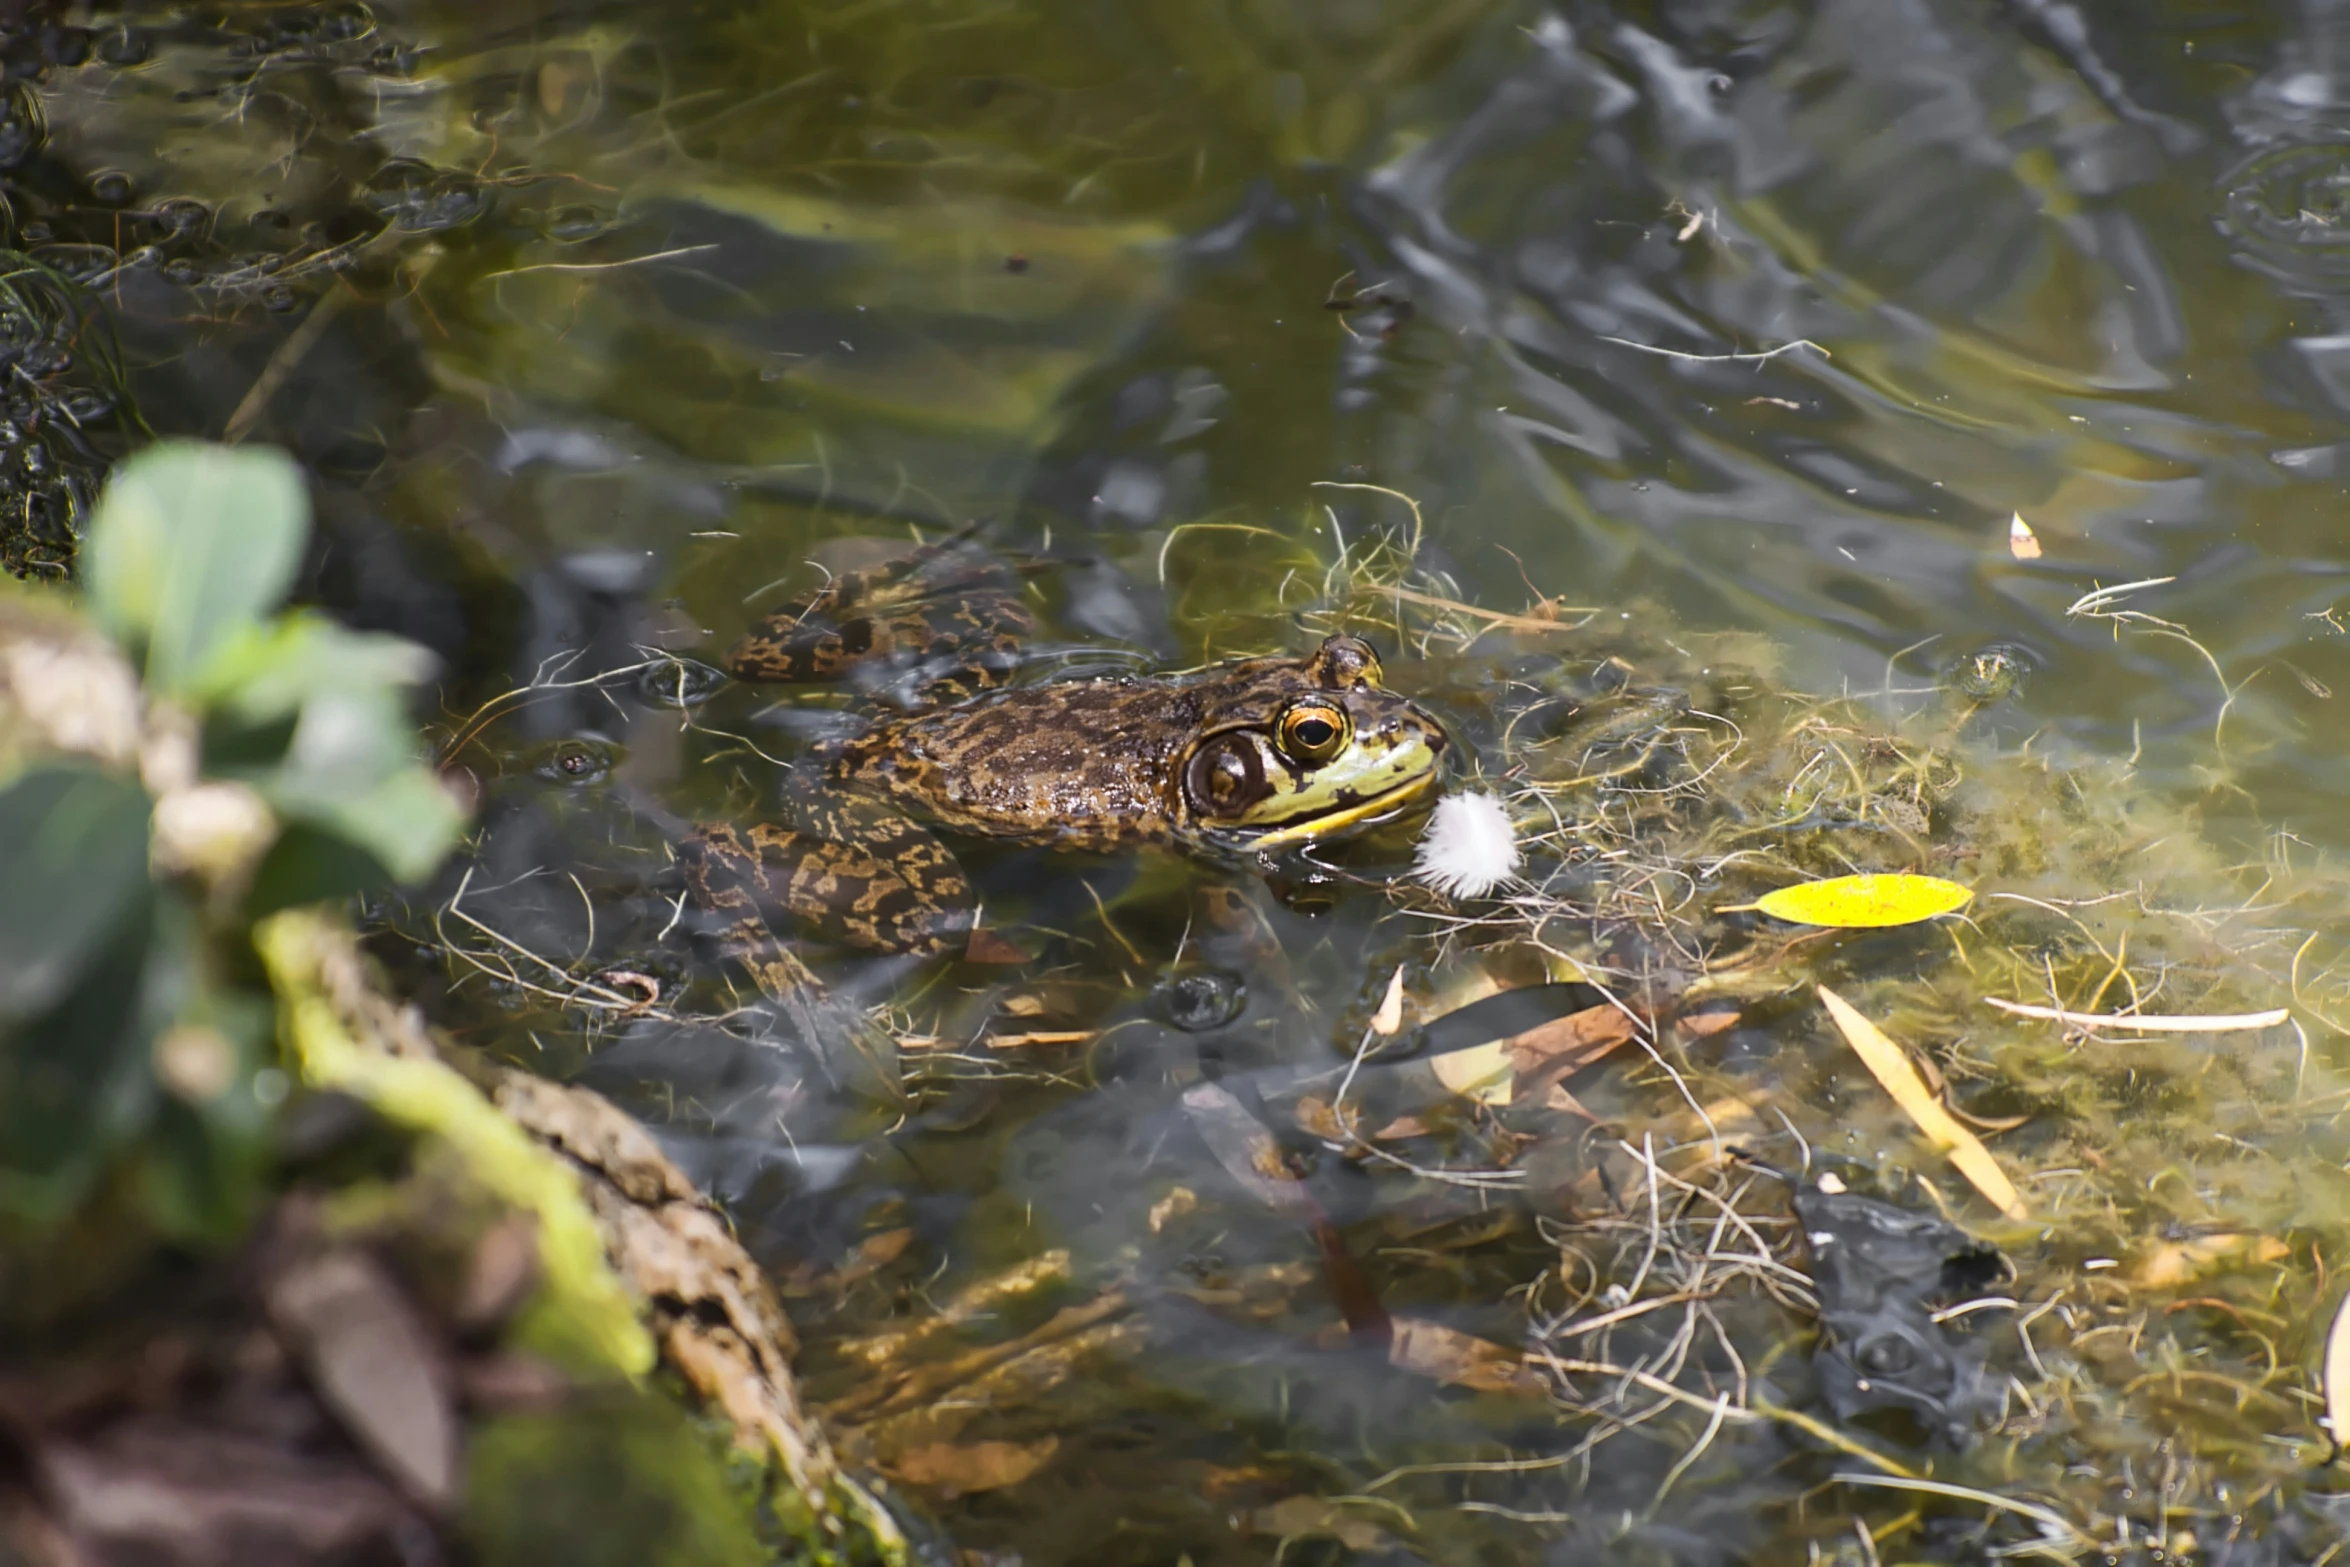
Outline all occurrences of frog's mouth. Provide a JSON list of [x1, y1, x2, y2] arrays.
[[1238, 767, 1441, 851]]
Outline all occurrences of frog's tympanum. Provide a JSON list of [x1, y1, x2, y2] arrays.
[[678, 539, 1448, 991]]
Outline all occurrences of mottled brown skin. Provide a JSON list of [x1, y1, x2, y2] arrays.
[[683, 542, 1448, 987], [823, 640, 1439, 854], [725, 535, 1034, 701]]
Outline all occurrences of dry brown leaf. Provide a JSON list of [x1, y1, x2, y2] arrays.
[[1369, 964, 1408, 1036], [38, 1426, 416, 1562], [2131, 1232, 2289, 1290], [961, 928, 1031, 964], [2008, 511, 2043, 560], [265, 1251, 457, 1509], [1679, 1009, 1742, 1039], [1372, 1113, 1433, 1140], [1694, 1095, 1768, 1139], [1242, 1496, 1391, 1552], [453, 1212, 541, 1335], [1545, 1082, 1601, 1120], [1292, 1094, 1354, 1141], [1181, 1083, 1315, 1218], [1147, 1187, 1198, 1233], [831, 1228, 915, 1289], [1506, 1003, 1636, 1084], [886, 1436, 1058, 1494], [1815, 985, 2027, 1220], [1386, 1317, 1544, 1395], [1201, 1462, 1291, 1499]]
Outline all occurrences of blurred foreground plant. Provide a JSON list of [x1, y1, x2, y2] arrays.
[[0, 444, 897, 1565], [0, 440, 463, 1244]]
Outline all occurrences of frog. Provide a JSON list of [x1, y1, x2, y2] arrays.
[[676, 535, 1449, 996]]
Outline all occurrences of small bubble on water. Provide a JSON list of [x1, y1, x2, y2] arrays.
[[98, 25, 149, 66], [1945, 642, 2036, 703], [633, 656, 727, 708], [542, 203, 610, 242], [1159, 968, 1246, 1031]]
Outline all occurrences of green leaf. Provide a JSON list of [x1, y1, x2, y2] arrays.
[[136, 985, 274, 1242], [258, 685, 419, 804], [83, 442, 309, 695], [244, 824, 397, 918], [0, 765, 153, 1018], [192, 613, 438, 722], [0, 887, 177, 1221], [275, 767, 464, 886], [245, 672, 462, 884]]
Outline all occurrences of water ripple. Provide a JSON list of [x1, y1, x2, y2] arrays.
[[2216, 140, 2350, 289]]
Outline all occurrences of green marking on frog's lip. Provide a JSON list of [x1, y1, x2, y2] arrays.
[[1235, 766, 1441, 850]]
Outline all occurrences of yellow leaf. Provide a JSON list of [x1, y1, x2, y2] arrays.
[[1815, 985, 2026, 1220], [1428, 1040, 1513, 1105], [1755, 873, 1972, 929]]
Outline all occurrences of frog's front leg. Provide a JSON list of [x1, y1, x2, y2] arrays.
[[680, 791, 976, 964]]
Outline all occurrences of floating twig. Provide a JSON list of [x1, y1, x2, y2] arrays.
[[1983, 997, 2289, 1032], [1597, 335, 1830, 365]]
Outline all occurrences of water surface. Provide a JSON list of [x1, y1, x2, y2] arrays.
[[46, 0, 2350, 1560]]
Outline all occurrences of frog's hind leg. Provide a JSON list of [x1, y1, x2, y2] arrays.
[[681, 797, 976, 961], [725, 536, 1035, 695], [673, 823, 825, 1001], [788, 791, 978, 953]]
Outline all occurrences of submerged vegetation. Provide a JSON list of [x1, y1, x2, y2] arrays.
[[385, 492, 2350, 1562]]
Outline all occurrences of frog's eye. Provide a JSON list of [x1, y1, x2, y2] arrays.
[[1278, 702, 1350, 764], [1314, 635, 1382, 690]]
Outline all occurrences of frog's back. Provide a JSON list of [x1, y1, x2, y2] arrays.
[[823, 679, 1202, 849]]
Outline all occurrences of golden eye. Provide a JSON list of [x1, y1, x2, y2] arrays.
[[1278, 702, 1349, 763]]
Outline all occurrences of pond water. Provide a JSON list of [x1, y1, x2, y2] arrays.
[[38, 0, 2350, 1560]]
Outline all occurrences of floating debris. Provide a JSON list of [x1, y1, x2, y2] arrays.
[[2007, 510, 2043, 560], [1749, 872, 1973, 929], [1817, 985, 2027, 1219], [1411, 789, 1522, 897], [1982, 996, 2291, 1032]]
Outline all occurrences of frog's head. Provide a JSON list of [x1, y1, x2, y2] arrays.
[[1174, 634, 1448, 854]]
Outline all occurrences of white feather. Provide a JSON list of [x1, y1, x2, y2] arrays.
[[1412, 791, 1522, 898]]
